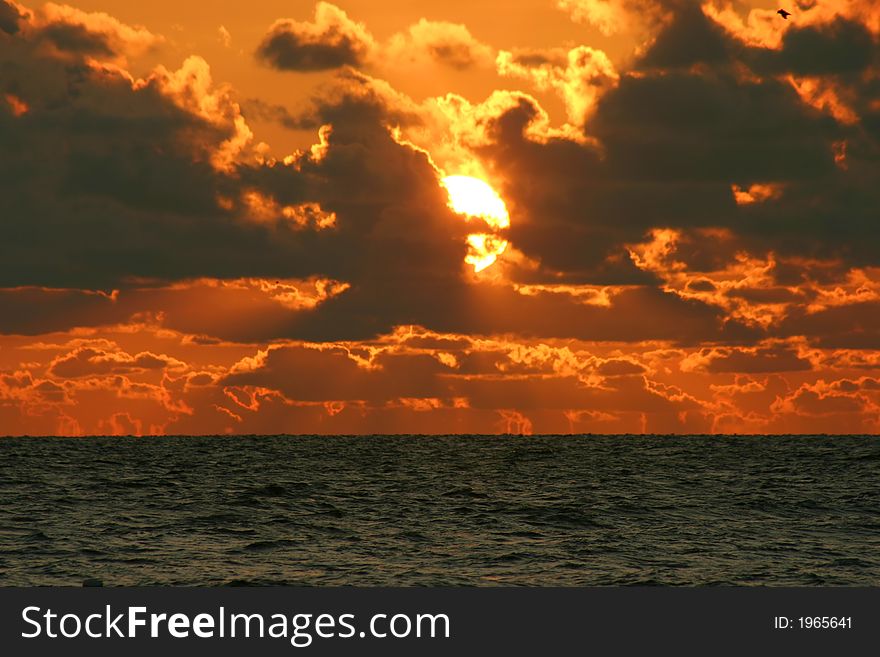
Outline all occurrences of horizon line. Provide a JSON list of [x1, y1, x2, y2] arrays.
[[2, 433, 879, 439]]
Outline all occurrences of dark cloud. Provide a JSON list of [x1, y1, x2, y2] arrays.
[[726, 287, 805, 305], [502, 48, 566, 69], [0, 27, 455, 302], [225, 347, 450, 402], [0, 288, 124, 335], [475, 1, 880, 290], [241, 98, 310, 130], [779, 385, 868, 416], [48, 346, 178, 378], [0, 73, 320, 289], [749, 17, 878, 77], [0, 0, 22, 34], [221, 344, 694, 419], [478, 71, 838, 286], [245, 69, 422, 133], [426, 42, 479, 69], [692, 345, 814, 374], [592, 72, 839, 184], [0, 37, 270, 287], [0, 29, 471, 341], [639, 1, 732, 69], [776, 301, 880, 349], [36, 21, 114, 56], [255, 4, 374, 72], [257, 26, 365, 71], [596, 359, 646, 376]]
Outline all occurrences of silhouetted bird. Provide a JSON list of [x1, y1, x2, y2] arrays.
[[777, 9, 791, 19]]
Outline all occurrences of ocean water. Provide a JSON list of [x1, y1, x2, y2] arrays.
[[0, 435, 878, 586]]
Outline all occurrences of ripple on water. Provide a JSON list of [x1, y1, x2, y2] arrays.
[[0, 435, 878, 586]]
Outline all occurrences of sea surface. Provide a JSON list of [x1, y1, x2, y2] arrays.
[[1, 435, 878, 586]]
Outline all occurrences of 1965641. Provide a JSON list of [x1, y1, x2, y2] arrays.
[[774, 616, 853, 629]]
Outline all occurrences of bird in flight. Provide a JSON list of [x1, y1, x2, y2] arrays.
[[777, 9, 791, 19]]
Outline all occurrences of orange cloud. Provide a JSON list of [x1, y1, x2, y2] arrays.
[[47, 345, 186, 378], [732, 182, 785, 205], [705, 0, 880, 49], [144, 56, 254, 170], [388, 19, 493, 70], [3, 317, 879, 435], [787, 74, 859, 124], [497, 46, 618, 124], [3, 92, 28, 116], [558, 0, 667, 36], [39, 2, 162, 55]]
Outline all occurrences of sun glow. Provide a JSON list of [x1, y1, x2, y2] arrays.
[[442, 175, 510, 272]]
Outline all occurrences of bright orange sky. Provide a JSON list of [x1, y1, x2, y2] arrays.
[[1, 0, 879, 435]]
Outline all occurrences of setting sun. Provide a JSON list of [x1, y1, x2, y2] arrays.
[[442, 176, 510, 229], [442, 175, 510, 272]]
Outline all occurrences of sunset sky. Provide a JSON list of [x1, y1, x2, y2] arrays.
[[1, 0, 879, 435]]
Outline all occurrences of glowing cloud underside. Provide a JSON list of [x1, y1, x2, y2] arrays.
[[442, 175, 510, 272]]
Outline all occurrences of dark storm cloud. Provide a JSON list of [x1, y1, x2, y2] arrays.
[[639, 1, 732, 69], [594, 72, 839, 181], [478, 1, 880, 287], [242, 69, 422, 135], [275, 273, 757, 345], [453, 284, 759, 345], [234, 85, 473, 342], [0, 27, 460, 300], [726, 286, 804, 305], [776, 301, 880, 349], [596, 359, 646, 376], [693, 345, 814, 374], [0, 37, 229, 288], [225, 347, 451, 402], [0, 26, 474, 340], [257, 26, 366, 71], [749, 17, 878, 77], [47, 346, 176, 378], [264, 262, 760, 345], [35, 21, 114, 56], [479, 73, 836, 284], [221, 344, 694, 417], [65, 272, 750, 346], [217, 75, 761, 344], [0, 288, 125, 335], [241, 98, 310, 130], [473, 97, 657, 285], [0, 0, 22, 34], [0, 54, 320, 290], [255, 4, 374, 72]]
